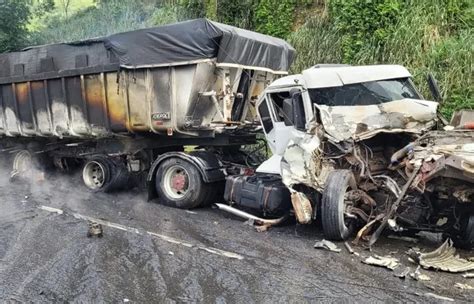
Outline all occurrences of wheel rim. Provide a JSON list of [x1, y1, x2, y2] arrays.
[[342, 185, 353, 229], [162, 165, 190, 199], [13, 150, 33, 173], [83, 161, 107, 190]]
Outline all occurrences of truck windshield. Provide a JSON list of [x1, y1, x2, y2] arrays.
[[309, 78, 421, 106]]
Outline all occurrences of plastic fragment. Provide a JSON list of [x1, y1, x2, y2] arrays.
[[362, 255, 399, 270], [314, 239, 341, 253]]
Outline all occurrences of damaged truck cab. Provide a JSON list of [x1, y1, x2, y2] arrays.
[[231, 64, 473, 248]]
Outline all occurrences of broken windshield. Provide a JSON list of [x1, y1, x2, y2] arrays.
[[309, 78, 421, 106]]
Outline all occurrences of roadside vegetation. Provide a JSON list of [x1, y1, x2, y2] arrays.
[[0, 0, 472, 116]]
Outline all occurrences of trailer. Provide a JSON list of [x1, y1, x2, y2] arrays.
[[0, 19, 294, 207]]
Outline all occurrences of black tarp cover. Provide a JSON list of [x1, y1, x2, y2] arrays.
[[0, 19, 295, 80]]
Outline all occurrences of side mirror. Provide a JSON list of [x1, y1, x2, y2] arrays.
[[427, 74, 443, 103], [291, 92, 306, 130]]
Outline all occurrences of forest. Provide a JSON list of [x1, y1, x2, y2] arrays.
[[0, 0, 472, 116]]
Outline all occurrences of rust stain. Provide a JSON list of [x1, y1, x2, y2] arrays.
[[15, 83, 29, 104], [83, 73, 131, 132], [30, 81, 44, 91]]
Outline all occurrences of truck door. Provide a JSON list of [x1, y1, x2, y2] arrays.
[[257, 87, 307, 155]]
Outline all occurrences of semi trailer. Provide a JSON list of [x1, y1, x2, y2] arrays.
[[0, 18, 294, 205], [1, 20, 472, 248]]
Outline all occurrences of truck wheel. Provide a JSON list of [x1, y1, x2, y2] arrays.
[[455, 215, 474, 250], [82, 156, 129, 192], [12, 150, 33, 176], [155, 157, 211, 209], [11, 150, 50, 180], [321, 170, 357, 240]]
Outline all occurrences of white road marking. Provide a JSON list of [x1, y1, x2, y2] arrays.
[[39, 206, 64, 215], [39, 205, 244, 260]]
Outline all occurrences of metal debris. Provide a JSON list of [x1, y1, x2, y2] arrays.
[[344, 242, 355, 254], [393, 267, 411, 279], [408, 239, 474, 273], [454, 283, 474, 290], [410, 266, 431, 281], [314, 239, 341, 253], [87, 222, 103, 238], [362, 255, 399, 270]]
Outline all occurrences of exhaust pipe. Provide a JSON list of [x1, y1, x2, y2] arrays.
[[215, 203, 288, 226]]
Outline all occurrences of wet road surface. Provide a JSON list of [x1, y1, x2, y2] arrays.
[[0, 172, 473, 303]]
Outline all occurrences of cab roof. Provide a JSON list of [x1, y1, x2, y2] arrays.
[[268, 65, 412, 89]]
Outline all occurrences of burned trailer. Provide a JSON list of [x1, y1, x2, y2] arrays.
[[0, 19, 295, 207], [223, 64, 474, 248]]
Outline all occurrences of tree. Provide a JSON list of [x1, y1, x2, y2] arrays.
[[59, 0, 71, 17], [0, 0, 30, 53]]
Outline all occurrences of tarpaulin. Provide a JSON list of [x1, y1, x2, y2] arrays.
[[0, 19, 295, 81]]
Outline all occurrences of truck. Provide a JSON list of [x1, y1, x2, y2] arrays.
[[1, 20, 472, 248]]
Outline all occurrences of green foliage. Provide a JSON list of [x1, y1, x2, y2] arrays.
[[0, 0, 30, 52], [288, 16, 343, 70], [216, 0, 255, 29], [177, 0, 206, 19], [29, 0, 155, 44], [254, 0, 296, 38], [329, 0, 401, 62]]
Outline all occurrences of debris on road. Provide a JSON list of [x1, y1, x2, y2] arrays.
[[387, 235, 419, 244], [87, 222, 104, 238], [393, 267, 411, 279], [408, 239, 474, 273], [314, 239, 341, 253], [362, 255, 399, 270], [454, 283, 474, 290], [343, 241, 359, 256], [410, 266, 431, 281]]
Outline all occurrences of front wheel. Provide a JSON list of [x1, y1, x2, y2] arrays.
[[155, 157, 213, 209], [321, 170, 357, 240]]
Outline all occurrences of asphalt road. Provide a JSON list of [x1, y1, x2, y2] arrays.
[[0, 171, 473, 303]]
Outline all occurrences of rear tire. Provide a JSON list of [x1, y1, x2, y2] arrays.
[[11, 149, 51, 181], [321, 170, 357, 240], [155, 157, 212, 209], [82, 156, 129, 192]]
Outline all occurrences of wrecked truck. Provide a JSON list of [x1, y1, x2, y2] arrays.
[[222, 64, 474, 248]]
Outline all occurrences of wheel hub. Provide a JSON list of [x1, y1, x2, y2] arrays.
[[163, 165, 189, 199], [83, 161, 106, 190], [171, 173, 187, 191]]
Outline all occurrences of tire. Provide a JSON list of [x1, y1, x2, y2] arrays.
[[11, 150, 51, 181], [82, 156, 129, 193], [455, 215, 474, 250], [155, 157, 213, 209], [321, 170, 357, 240]]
